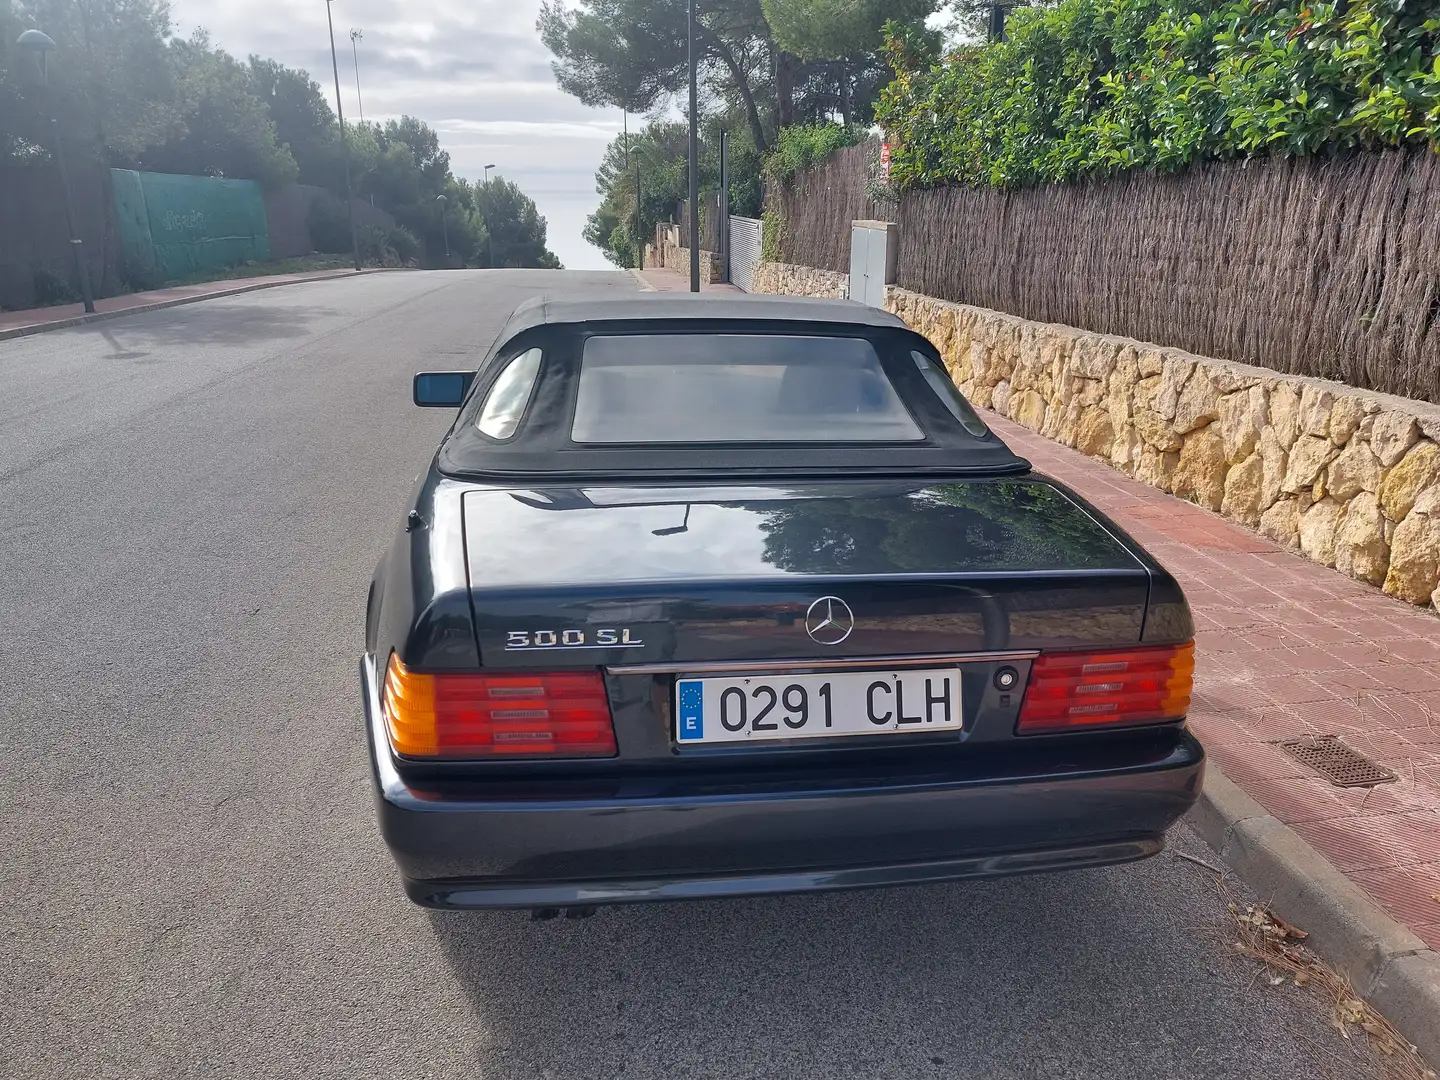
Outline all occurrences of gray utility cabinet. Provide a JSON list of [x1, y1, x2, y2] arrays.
[[848, 220, 898, 308]]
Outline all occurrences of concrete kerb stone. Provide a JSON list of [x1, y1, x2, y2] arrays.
[[1372, 953, 1440, 1065], [0, 268, 407, 343], [630, 268, 658, 292], [1188, 766, 1439, 1065]]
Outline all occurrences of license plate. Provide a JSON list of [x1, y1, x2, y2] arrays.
[[675, 668, 962, 744]]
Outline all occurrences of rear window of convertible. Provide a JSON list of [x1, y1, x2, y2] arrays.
[[571, 334, 924, 444]]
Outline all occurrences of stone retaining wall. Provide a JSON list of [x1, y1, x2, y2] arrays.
[[752, 261, 1440, 610], [752, 261, 848, 298], [650, 224, 723, 284]]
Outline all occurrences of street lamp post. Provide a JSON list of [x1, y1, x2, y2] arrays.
[[17, 29, 94, 313], [325, 0, 362, 272], [349, 29, 364, 124], [686, 0, 699, 293], [719, 129, 729, 283], [436, 194, 449, 263]]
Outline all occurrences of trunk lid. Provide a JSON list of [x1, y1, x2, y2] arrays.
[[462, 479, 1151, 667]]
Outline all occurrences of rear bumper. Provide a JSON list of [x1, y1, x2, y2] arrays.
[[362, 655, 1205, 909]]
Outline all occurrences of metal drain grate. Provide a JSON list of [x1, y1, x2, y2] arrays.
[[1279, 735, 1397, 788]]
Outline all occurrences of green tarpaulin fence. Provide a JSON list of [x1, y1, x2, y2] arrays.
[[111, 169, 271, 283]]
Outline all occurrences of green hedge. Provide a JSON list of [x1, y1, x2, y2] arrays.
[[762, 123, 869, 183], [876, 0, 1440, 191]]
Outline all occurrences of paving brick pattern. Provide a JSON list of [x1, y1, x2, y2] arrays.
[[637, 267, 742, 293], [989, 413, 1440, 947]]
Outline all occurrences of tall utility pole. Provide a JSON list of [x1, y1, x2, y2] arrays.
[[326, 0, 361, 272], [686, 0, 699, 292], [349, 29, 364, 124]]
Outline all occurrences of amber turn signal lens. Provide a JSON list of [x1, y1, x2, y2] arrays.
[[1016, 641, 1194, 735], [383, 654, 439, 757], [382, 654, 618, 759]]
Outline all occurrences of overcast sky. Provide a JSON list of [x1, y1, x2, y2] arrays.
[[166, 0, 625, 269]]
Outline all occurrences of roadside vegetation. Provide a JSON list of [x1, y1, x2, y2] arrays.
[[876, 0, 1440, 191], [164, 256, 358, 287], [542, 0, 943, 268], [0, 0, 562, 269], [761, 122, 867, 183], [563, 0, 1439, 267]]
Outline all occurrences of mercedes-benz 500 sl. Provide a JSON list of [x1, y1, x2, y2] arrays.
[[362, 295, 1202, 910]]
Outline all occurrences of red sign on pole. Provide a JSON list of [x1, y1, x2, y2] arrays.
[[879, 141, 892, 180]]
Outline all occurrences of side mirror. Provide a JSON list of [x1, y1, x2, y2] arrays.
[[413, 371, 474, 407]]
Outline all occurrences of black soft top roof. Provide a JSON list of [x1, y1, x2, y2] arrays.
[[483, 294, 907, 362], [438, 298, 1029, 483]]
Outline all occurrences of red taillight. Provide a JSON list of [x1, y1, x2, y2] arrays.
[[1016, 642, 1194, 735], [383, 655, 617, 758]]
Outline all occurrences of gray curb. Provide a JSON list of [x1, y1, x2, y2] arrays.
[[0, 267, 408, 342], [630, 268, 657, 292], [1189, 765, 1440, 1064]]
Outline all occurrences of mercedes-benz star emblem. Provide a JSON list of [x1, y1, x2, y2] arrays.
[[805, 596, 854, 646]]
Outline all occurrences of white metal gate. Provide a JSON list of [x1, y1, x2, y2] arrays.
[[729, 216, 763, 292]]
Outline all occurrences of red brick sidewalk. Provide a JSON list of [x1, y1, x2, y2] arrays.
[[988, 412, 1440, 946], [0, 267, 368, 338], [636, 267, 742, 293]]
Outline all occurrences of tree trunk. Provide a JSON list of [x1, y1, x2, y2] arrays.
[[838, 62, 853, 127], [734, 71, 769, 155], [777, 50, 797, 129], [702, 27, 770, 153]]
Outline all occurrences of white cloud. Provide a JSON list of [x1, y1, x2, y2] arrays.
[[438, 119, 621, 140], [167, 0, 625, 269]]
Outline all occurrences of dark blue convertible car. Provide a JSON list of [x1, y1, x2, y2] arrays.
[[362, 294, 1203, 911]]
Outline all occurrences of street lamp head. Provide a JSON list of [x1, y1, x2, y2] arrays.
[[17, 28, 56, 51], [17, 28, 57, 82], [436, 194, 447, 202]]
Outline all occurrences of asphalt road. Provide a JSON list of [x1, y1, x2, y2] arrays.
[[0, 270, 1386, 1080]]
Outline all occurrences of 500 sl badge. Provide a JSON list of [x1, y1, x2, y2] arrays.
[[505, 628, 645, 650]]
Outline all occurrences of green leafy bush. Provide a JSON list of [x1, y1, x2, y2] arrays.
[[353, 223, 424, 267], [761, 208, 788, 262], [306, 193, 353, 254], [387, 225, 421, 264], [763, 123, 869, 183], [876, 0, 1440, 191], [356, 224, 389, 264], [31, 267, 80, 307]]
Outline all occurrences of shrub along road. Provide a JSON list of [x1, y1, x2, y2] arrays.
[[0, 270, 1397, 1079]]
